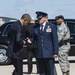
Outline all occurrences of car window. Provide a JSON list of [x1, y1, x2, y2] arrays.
[[0, 23, 4, 27], [0, 24, 2, 27], [67, 22, 75, 34], [2, 24, 11, 36]]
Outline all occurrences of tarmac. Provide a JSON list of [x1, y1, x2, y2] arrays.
[[0, 56, 75, 75]]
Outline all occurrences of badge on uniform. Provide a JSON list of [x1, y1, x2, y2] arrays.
[[46, 26, 51, 32]]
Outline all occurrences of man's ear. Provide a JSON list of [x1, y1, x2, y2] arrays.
[[24, 18, 27, 21]]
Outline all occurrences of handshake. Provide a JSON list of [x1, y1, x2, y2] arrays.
[[23, 37, 32, 45]]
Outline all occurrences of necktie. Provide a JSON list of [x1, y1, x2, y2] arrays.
[[40, 25, 43, 33]]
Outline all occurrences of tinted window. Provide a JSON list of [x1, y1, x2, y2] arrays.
[[2, 24, 11, 36], [67, 22, 75, 34]]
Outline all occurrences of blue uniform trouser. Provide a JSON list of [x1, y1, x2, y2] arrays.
[[37, 58, 57, 75]]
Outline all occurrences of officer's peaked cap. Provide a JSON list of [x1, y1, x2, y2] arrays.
[[36, 11, 48, 19]]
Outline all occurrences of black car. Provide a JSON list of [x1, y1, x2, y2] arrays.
[[0, 19, 75, 64], [0, 22, 28, 64]]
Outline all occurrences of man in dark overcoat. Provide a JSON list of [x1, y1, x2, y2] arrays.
[[25, 17, 39, 74], [7, 14, 31, 75]]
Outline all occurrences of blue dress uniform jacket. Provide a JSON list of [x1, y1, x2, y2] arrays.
[[32, 22, 58, 75], [33, 22, 58, 58]]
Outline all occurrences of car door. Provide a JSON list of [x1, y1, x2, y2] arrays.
[[67, 22, 75, 43], [67, 21, 75, 56], [1, 24, 11, 44], [0, 23, 12, 65]]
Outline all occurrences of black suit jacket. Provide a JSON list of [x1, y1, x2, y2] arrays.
[[7, 20, 25, 59]]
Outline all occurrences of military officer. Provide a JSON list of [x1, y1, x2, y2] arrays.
[[55, 15, 70, 75], [31, 11, 58, 75]]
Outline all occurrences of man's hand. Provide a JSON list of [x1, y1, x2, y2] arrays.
[[27, 37, 32, 44], [23, 40, 26, 44], [53, 54, 58, 58]]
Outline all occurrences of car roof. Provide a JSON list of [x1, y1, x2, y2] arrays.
[[0, 21, 15, 27], [48, 19, 75, 22], [1, 19, 75, 27]]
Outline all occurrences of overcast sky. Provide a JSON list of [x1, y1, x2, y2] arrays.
[[0, 0, 75, 19]]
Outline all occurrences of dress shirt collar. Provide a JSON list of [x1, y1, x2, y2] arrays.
[[19, 20, 23, 26], [40, 22, 46, 30], [42, 21, 46, 27]]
